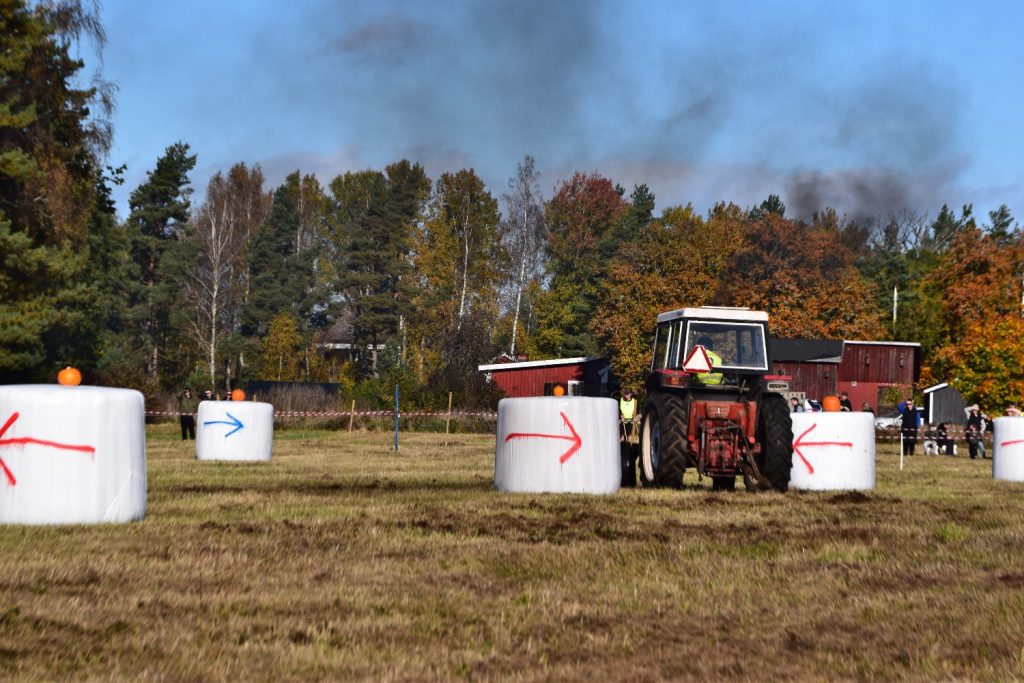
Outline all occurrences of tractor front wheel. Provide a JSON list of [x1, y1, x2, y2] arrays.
[[748, 393, 794, 492]]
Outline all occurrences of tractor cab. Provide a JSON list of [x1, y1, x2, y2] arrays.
[[649, 307, 783, 395], [654, 307, 768, 374]]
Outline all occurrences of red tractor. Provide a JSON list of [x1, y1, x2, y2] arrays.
[[639, 307, 793, 491]]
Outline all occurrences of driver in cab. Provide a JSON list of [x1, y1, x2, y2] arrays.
[[693, 336, 723, 385]]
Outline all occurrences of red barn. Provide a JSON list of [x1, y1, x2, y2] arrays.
[[837, 340, 920, 412], [770, 338, 920, 412], [478, 356, 612, 398]]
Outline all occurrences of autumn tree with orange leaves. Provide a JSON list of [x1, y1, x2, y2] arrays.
[[532, 172, 628, 357], [929, 223, 1024, 409], [714, 211, 883, 340]]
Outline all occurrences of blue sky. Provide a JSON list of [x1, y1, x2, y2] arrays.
[[96, 0, 1023, 226]]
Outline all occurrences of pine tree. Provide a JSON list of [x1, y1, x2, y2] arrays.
[[125, 142, 196, 383], [83, 167, 138, 382], [328, 161, 430, 375], [0, 0, 112, 380], [241, 178, 317, 339], [987, 204, 1017, 244]]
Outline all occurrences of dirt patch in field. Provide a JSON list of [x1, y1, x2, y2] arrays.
[[992, 571, 1024, 587], [829, 491, 872, 504], [398, 508, 650, 544], [164, 476, 489, 498]]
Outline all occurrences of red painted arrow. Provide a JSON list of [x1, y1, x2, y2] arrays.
[[505, 411, 583, 464], [0, 412, 96, 486], [1001, 439, 1024, 448], [792, 422, 853, 475]]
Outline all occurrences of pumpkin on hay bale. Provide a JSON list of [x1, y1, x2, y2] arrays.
[[57, 366, 82, 386]]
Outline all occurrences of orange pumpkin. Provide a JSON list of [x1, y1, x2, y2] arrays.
[[552, 384, 566, 396], [822, 395, 841, 412], [230, 388, 246, 401], [57, 366, 82, 386]]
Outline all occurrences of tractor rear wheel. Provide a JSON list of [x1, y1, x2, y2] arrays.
[[749, 393, 793, 492], [640, 395, 688, 487]]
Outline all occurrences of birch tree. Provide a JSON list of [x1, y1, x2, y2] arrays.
[[418, 169, 502, 332], [409, 169, 502, 385], [184, 172, 241, 386], [500, 156, 546, 358], [182, 163, 269, 388]]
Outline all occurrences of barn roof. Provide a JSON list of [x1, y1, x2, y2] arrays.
[[769, 338, 844, 363], [844, 340, 921, 348], [317, 309, 354, 345], [478, 356, 598, 372]]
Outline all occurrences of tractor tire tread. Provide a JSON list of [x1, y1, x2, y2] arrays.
[[656, 396, 688, 487], [759, 393, 794, 492]]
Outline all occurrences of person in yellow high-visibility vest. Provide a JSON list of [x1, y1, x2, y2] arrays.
[[619, 389, 638, 441], [694, 337, 724, 385]]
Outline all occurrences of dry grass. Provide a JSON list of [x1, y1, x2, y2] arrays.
[[1, 426, 1023, 681]]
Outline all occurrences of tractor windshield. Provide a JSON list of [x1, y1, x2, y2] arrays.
[[684, 321, 768, 372]]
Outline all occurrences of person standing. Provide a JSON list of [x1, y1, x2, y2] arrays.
[[861, 402, 875, 414], [839, 391, 853, 412], [790, 397, 804, 413], [619, 390, 638, 442], [898, 398, 920, 456], [965, 405, 988, 459], [178, 388, 197, 440], [1006, 403, 1022, 417]]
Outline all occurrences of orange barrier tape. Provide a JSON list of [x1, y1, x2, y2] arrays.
[[874, 428, 991, 442]]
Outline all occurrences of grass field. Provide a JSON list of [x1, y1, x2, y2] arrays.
[[1, 424, 1023, 681]]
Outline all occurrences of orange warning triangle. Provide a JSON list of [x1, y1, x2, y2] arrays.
[[682, 345, 713, 373]]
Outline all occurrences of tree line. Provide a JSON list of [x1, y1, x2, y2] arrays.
[[3, 1, 1023, 411]]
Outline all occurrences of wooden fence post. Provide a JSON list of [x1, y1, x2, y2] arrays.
[[349, 399, 355, 433], [445, 391, 453, 441]]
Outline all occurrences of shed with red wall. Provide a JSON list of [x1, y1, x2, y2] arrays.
[[836, 341, 920, 412], [478, 357, 612, 399], [769, 338, 920, 412], [769, 339, 844, 401]]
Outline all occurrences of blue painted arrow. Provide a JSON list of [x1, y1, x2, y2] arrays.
[[203, 411, 244, 437]]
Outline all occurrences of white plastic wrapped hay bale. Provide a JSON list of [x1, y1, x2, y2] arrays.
[[196, 400, 273, 461], [993, 417, 1024, 482], [0, 385, 146, 524], [495, 397, 620, 494], [789, 411, 875, 491]]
